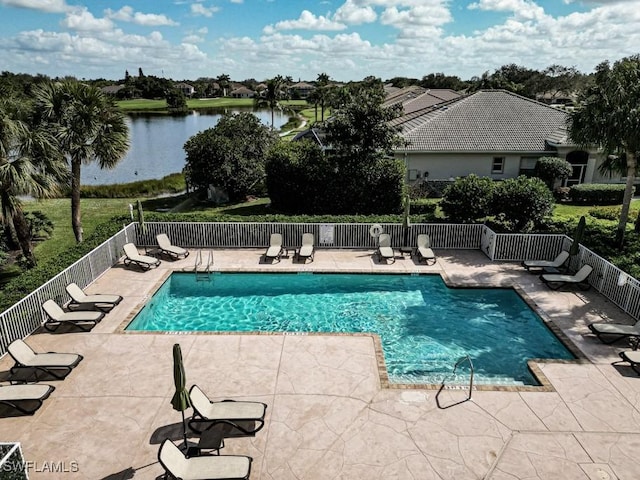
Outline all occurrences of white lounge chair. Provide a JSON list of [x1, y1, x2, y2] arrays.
[[0, 383, 55, 415], [618, 349, 640, 375], [523, 250, 570, 272], [415, 234, 436, 265], [123, 243, 161, 270], [297, 233, 315, 263], [158, 438, 252, 480], [540, 264, 593, 290], [264, 233, 284, 263], [376, 233, 395, 264], [588, 319, 640, 344], [157, 233, 189, 260], [42, 299, 104, 332], [188, 385, 267, 436], [7, 339, 83, 382], [66, 283, 122, 312]]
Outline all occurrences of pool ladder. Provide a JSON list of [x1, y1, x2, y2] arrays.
[[436, 354, 475, 409], [194, 249, 214, 281], [452, 354, 475, 398]]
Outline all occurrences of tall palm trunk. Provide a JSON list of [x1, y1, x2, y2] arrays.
[[13, 208, 35, 267], [617, 150, 636, 247], [71, 157, 83, 242], [1, 191, 35, 266]]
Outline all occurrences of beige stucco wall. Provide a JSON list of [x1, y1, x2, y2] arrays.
[[397, 150, 627, 184], [398, 152, 535, 181]]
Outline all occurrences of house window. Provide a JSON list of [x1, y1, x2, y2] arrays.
[[519, 157, 539, 177], [408, 169, 420, 181], [492, 157, 505, 174]]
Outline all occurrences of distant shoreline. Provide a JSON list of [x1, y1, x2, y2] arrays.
[[117, 97, 307, 113]]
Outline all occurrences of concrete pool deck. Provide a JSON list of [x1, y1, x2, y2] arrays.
[[1, 248, 639, 479]]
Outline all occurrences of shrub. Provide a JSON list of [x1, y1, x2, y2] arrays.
[[409, 200, 437, 217], [491, 176, 554, 232], [589, 205, 640, 222], [569, 183, 629, 205], [24, 211, 53, 240], [265, 140, 404, 214], [534, 156, 573, 188], [409, 179, 454, 199], [440, 175, 494, 223]]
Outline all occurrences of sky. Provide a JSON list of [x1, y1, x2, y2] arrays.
[[0, 0, 639, 82]]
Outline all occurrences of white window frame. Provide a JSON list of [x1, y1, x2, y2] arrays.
[[492, 157, 505, 174]]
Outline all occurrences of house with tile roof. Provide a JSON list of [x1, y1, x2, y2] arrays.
[[394, 90, 613, 186], [230, 86, 255, 98]]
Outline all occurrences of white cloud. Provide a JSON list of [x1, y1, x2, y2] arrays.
[[334, 0, 377, 24], [230, 0, 243, 3], [265, 10, 347, 32], [4, 27, 209, 78], [191, 3, 219, 17], [105, 6, 179, 27], [380, 5, 452, 28], [468, 0, 546, 21], [61, 8, 114, 32], [0, 0, 70, 13]]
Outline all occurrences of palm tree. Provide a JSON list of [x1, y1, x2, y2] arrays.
[[316, 73, 331, 122], [0, 98, 67, 266], [254, 75, 288, 129], [33, 81, 130, 242], [568, 55, 640, 247], [217, 74, 231, 97]]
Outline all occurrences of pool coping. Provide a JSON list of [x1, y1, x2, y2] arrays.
[[116, 268, 587, 393]]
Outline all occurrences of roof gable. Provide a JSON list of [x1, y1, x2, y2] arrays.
[[399, 90, 569, 152]]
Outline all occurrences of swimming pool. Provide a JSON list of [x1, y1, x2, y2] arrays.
[[127, 273, 574, 385]]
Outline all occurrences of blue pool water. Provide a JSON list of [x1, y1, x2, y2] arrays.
[[127, 273, 574, 385]]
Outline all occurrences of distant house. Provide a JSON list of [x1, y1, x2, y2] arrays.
[[291, 82, 315, 99], [292, 128, 328, 150], [176, 83, 195, 97], [101, 84, 124, 96], [394, 90, 610, 186], [230, 86, 255, 98]]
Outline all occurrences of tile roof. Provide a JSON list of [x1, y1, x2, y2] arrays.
[[398, 90, 569, 152], [383, 85, 427, 107], [402, 89, 462, 114]]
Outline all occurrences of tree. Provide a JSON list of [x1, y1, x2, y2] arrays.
[[166, 88, 188, 112], [569, 55, 640, 246], [325, 78, 403, 159], [265, 139, 404, 214], [184, 112, 276, 202], [542, 64, 579, 102], [33, 81, 130, 242], [315, 73, 331, 122], [216, 74, 230, 97], [254, 75, 288, 129], [534, 156, 573, 189], [0, 97, 66, 266]]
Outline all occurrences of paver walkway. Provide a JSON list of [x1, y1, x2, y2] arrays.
[[1, 248, 639, 479]]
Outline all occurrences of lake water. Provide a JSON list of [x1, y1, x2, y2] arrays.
[[81, 108, 289, 186]]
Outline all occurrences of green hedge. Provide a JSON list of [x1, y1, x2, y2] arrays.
[[143, 211, 437, 224], [569, 183, 630, 205]]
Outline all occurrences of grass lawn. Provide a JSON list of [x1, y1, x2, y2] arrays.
[[23, 198, 137, 261], [117, 98, 308, 112]]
